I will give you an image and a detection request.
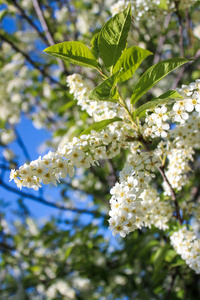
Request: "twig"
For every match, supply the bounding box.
[32,0,66,73]
[191,185,200,203]
[158,166,182,224]
[138,135,183,225]
[106,159,117,187]
[59,179,107,202]
[0,178,104,216]
[32,0,54,46]
[153,13,172,64]
[0,164,12,171]
[171,65,186,89]
[14,129,31,162]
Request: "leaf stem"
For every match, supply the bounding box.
[118,94,137,129]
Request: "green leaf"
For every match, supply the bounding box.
[80,117,122,136]
[91,33,100,59]
[99,4,131,69]
[43,41,99,70]
[89,70,121,101]
[171,259,185,267]
[133,90,183,118]
[158,0,168,9]
[113,46,152,82]
[153,245,169,272]
[58,101,75,114]
[64,247,73,259]
[0,9,8,22]
[131,58,189,104]
[164,249,177,262]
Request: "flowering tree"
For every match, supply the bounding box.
[1,0,200,299]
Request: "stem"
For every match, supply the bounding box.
[139,135,183,225]
[118,95,137,129]
[14,129,31,162]
[153,13,172,64]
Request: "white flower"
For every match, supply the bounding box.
[170,227,200,274]
[185,92,200,112]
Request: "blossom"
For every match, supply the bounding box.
[170,227,200,274]
[10,74,200,278]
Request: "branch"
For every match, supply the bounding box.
[12,0,48,45]
[59,179,107,202]
[32,0,66,73]
[32,0,54,46]
[106,159,117,188]
[0,164,11,171]
[138,135,183,225]
[171,65,186,89]
[153,13,172,64]
[0,33,66,89]
[0,178,104,217]
[0,242,15,252]
[158,166,182,224]
[14,129,31,162]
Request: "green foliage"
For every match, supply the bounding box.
[98,4,132,69]
[113,46,152,82]
[131,58,189,104]
[158,0,168,9]
[80,117,122,136]
[91,33,100,59]
[89,70,121,101]
[133,90,183,118]
[44,41,99,70]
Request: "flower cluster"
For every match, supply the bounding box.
[66,74,122,122]
[10,121,131,190]
[10,77,200,257]
[108,148,163,237]
[163,146,194,195]
[143,105,170,139]
[170,227,200,274]
[137,187,173,230]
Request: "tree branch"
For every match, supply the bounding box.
[32,0,66,73]
[14,129,31,162]
[0,178,104,216]
[158,166,182,224]
[153,13,172,64]
[137,135,183,225]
